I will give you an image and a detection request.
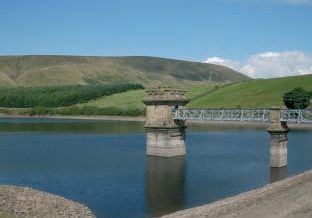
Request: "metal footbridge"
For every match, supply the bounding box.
[173,109,312,123]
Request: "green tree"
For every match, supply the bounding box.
[283,87,311,109]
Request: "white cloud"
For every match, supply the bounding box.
[204,57,242,73]
[204,51,312,78]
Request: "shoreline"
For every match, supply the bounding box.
[0,114,146,122]
[0,114,311,130]
[0,185,95,218]
[163,169,312,218]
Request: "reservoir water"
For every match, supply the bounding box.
[0,118,311,218]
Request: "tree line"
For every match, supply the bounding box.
[0,84,144,108]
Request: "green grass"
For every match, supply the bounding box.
[187,74,312,108]
[80,82,225,111]
[0,55,248,87]
[1,74,311,116]
[0,82,226,116]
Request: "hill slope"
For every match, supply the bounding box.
[81,83,221,111]
[82,74,312,113]
[187,74,312,108]
[0,55,249,87]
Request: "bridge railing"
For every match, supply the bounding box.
[173,109,312,123]
[173,109,270,122]
[280,109,312,123]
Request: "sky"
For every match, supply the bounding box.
[0,0,312,78]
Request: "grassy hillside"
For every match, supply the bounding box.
[82,74,312,112]
[0,84,143,108]
[81,83,224,111]
[187,74,312,108]
[0,56,249,87]
[1,75,311,116]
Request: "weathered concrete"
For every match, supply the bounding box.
[268,108,289,167]
[0,185,95,218]
[146,128,186,157]
[144,87,188,157]
[163,169,312,218]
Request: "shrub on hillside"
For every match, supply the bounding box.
[283,87,311,109]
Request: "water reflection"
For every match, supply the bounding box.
[270,166,287,183]
[146,156,186,217]
[0,118,144,133]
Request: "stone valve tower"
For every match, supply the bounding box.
[143,87,189,157]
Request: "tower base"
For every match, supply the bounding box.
[146,128,186,157]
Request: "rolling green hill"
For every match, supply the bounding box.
[187,74,312,109]
[81,83,222,111]
[80,75,312,113]
[0,55,249,87]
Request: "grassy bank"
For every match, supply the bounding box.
[188,74,312,108]
[81,83,224,112]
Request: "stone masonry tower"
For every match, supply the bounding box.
[144,87,189,157]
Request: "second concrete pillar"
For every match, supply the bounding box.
[268,107,289,168]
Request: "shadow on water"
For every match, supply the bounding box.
[270,166,287,183]
[146,156,186,217]
[0,118,144,134]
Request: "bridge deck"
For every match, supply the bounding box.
[173,109,312,123]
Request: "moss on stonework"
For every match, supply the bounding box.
[0,210,15,218]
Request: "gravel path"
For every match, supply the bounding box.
[0,185,95,218]
[163,169,312,218]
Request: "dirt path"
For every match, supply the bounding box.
[163,170,312,218]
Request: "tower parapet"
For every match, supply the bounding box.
[144,87,188,129]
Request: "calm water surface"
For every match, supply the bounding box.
[0,118,311,218]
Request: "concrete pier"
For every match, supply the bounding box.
[268,107,289,168]
[144,87,188,157]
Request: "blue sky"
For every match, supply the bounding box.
[0,0,312,78]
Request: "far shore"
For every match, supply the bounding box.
[0,114,311,130]
[0,114,146,122]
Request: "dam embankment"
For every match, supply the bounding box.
[163,169,312,218]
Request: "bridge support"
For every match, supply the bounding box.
[268,107,289,168]
[144,87,188,157]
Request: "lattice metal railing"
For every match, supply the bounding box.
[173,109,270,122]
[280,109,312,123]
[173,109,312,124]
